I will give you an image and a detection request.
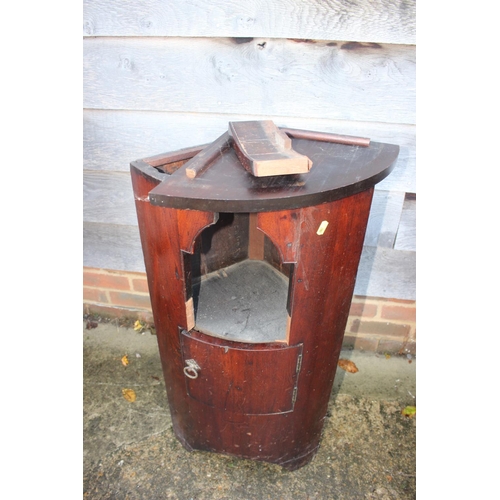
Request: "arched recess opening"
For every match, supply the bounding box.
[183,212,293,344]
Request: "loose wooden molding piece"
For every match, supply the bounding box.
[228,120,313,177]
[184,132,232,179]
[280,127,370,147]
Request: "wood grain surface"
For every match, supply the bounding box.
[84,37,415,124]
[229,121,312,177]
[83,0,416,44]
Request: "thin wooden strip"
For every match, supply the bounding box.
[281,127,370,147]
[248,213,265,260]
[184,132,232,179]
[143,144,208,167]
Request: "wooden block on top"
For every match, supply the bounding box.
[228,120,312,177]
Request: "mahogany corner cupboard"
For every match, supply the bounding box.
[130,121,398,470]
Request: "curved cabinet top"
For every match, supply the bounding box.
[133,137,399,213]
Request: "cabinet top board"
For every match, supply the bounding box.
[132,122,399,213]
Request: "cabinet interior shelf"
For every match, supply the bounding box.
[193,259,289,344]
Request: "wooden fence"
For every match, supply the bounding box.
[83,0,416,300]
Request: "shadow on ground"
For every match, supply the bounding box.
[83,322,416,499]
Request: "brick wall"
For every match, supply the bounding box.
[83,267,416,355]
[83,267,154,323]
[344,296,416,355]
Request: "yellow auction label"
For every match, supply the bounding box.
[316,220,329,235]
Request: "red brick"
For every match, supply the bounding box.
[348,301,377,318]
[349,319,411,338]
[109,291,152,310]
[132,278,149,293]
[83,287,108,303]
[381,305,416,322]
[83,272,130,291]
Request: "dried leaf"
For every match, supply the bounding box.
[122,388,136,402]
[121,355,129,367]
[86,320,98,330]
[338,359,359,373]
[133,319,156,335]
[401,405,416,418]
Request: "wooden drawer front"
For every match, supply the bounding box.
[180,331,302,415]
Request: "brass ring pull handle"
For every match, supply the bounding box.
[183,359,201,379]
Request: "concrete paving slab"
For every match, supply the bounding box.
[83,321,416,499]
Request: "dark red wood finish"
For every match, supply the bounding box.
[130,134,396,470]
[181,331,302,415]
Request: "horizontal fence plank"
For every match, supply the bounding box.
[84,110,415,192]
[394,197,416,251]
[83,222,415,300]
[84,37,415,124]
[83,0,416,45]
[83,222,146,271]
[364,191,405,248]
[83,171,138,226]
[355,246,415,300]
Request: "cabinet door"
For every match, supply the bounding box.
[180,331,303,415]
